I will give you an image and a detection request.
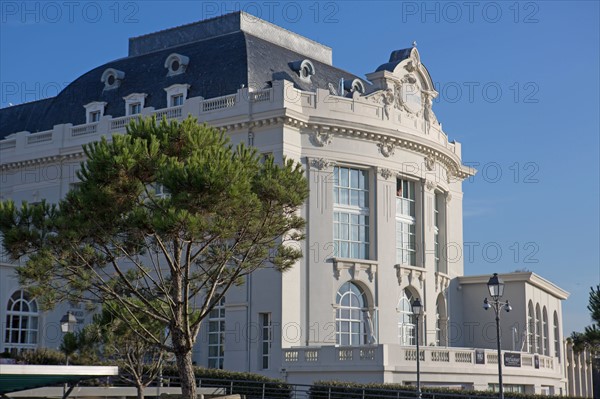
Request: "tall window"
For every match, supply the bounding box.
[396,179,416,265]
[434,192,441,272]
[527,301,535,353]
[333,167,369,259]
[554,311,561,362]
[435,294,446,346]
[336,282,368,346]
[535,304,542,354]
[207,297,225,369]
[4,290,39,352]
[542,307,549,356]
[398,289,417,346]
[260,313,272,369]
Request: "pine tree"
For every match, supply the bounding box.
[0,116,308,398]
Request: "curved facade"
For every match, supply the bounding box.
[0,11,592,397]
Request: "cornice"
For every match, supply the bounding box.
[457,272,570,300]
[1,152,85,172]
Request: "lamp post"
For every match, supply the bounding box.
[60,311,77,365]
[483,273,512,399]
[411,297,423,399]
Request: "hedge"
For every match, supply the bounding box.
[162,365,292,398]
[309,380,580,399]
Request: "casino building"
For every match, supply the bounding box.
[0,12,593,396]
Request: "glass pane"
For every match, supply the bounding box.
[340,168,349,187]
[350,169,359,189]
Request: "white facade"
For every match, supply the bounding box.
[0,12,592,396]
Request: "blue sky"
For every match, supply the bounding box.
[1,1,599,335]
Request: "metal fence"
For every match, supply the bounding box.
[151,376,502,399]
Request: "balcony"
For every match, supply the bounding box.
[282,344,559,377]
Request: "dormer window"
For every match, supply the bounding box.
[101,68,125,90]
[290,59,315,82]
[130,103,141,115]
[171,94,184,106]
[123,93,147,116]
[165,53,189,76]
[83,101,107,124]
[343,79,366,95]
[164,84,189,107]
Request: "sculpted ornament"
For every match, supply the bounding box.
[378,168,393,180]
[424,154,436,171]
[310,130,332,147]
[378,141,395,157]
[425,180,437,191]
[310,158,330,170]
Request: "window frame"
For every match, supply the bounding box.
[335,282,369,346]
[259,313,272,370]
[4,290,39,352]
[207,297,225,369]
[396,178,417,266]
[333,166,370,260]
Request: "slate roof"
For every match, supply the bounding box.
[0,14,365,139]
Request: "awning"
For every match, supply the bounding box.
[0,365,119,395]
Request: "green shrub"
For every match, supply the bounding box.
[309,380,579,399]
[16,348,67,365]
[162,365,292,398]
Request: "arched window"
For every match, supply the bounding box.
[398,289,418,346]
[4,290,39,351]
[336,282,369,346]
[542,307,549,355]
[527,301,534,353]
[435,294,447,346]
[535,304,542,354]
[554,311,561,362]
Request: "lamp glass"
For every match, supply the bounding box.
[411,298,423,316]
[60,312,76,333]
[487,273,504,299]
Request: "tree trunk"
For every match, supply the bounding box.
[175,348,196,398]
[135,383,144,399]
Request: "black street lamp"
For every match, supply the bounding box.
[411,297,423,399]
[60,311,77,365]
[483,273,512,399]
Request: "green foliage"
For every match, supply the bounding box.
[162,365,292,398]
[0,116,308,397]
[16,348,69,365]
[571,285,600,353]
[309,380,580,399]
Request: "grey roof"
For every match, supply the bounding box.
[0,12,365,139]
[375,48,413,72]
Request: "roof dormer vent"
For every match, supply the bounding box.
[101,68,125,90]
[290,59,315,82]
[165,53,189,76]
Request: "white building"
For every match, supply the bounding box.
[0,12,593,397]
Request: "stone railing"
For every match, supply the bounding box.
[201,94,237,112]
[250,88,272,103]
[71,123,98,137]
[154,106,183,120]
[110,115,138,131]
[1,81,459,166]
[282,345,557,374]
[26,130,53,144]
